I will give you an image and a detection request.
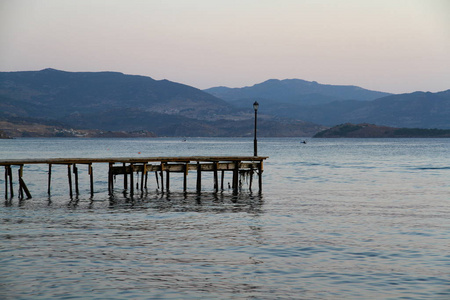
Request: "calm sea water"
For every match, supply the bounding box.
[1,137,449,299]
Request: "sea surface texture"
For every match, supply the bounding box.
[1,138,449,299]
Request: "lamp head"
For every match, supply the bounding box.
[253,101,259,111]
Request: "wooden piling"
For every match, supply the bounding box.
[196,162,201,193]
[160,163,164,191]
[183,163,188,192]
[73,164,79,196]
[213,162,218,192]
[141,163,147,191]
[165,164,170,192]
[48,164,52,195]
[108,163,114,195]
[249,167,254,191]
[258,161,263,192]
[67,164,73,198]
[4,166,8,199]
[123,163,127,190]
[89,163,94,197]
[155,171,159,189]
[232,161,239,194]
[221,170,225,191]
[17,165,31,199]
[130,163,134,196]
[8,166,13,198]
[144,164,148,190]
[19,177,32,199]
[18,168,23,199]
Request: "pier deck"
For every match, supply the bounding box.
[1,156,267,199]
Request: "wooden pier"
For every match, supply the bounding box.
[1,156,267,199]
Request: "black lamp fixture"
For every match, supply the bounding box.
[253,101,259,156]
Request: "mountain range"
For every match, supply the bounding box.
[205,79,450,129]
[0,69,449,137]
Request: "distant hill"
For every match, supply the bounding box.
[2,69,448,137]
[204,79,391,108]
[205,79,450,129]
[0,69,324,137]
[314,123,450,138]
[291,90,450,129]
[0,68,232,120]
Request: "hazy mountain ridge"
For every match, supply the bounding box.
[0,69,324,137]
[291,90,450,128]
[206,79,450,129]
[1,69,449,137]
[0,68,233,119]
[205,78,391,106]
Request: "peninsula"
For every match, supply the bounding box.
[314,123,450,138]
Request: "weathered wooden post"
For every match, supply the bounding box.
[67,164,73,198]
[47,164,52,195]
[18,165,31,199]
[144,164,148,190]
[7,166,13,198]
[130,163,134,196]
[160,163,164,191]
[213,162,218,193]
[73,164,79,196]
[155,171,159,189]
[141,163,147,191]
[89,163,94,197]
[4,166,9,199]
[220,170,225,191]
[258,160,263,192]
[249,166,254,191]
[123,163,127,190]
[18,167,23,199]
[196,162,202,193]
[108,163,114,195]
[232,161,239,194]
[183,163,188,192]
[165,164,170,192]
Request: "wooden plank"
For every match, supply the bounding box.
[0,156,268,166]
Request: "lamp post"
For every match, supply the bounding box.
[253,101,259,156]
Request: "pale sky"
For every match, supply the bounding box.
[1,0,449,93]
